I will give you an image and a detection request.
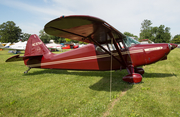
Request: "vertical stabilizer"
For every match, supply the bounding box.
[25,34,50,56]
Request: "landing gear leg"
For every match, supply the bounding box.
[123,65,142,84]
[24,67,31,74]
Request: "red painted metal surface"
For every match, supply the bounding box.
[62,44,79,49]
[22,35,122,71]
[123,73,142,83]
[129,43,170,66]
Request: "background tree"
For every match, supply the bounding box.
[173,34,180,39]
[151,25,171,43]
[39,29,66,43]
[21,33,31,41]
[0,21,22,43]
[39,30,51,43]
[49,35,65,43]
[150,26,158,42]
[64,38,80,43]
[171,34,180,44]
[140,19,152,39]
[140,20,171,43]
[124,32,138,39]
[124,32,138,40]
[65,38,72,43]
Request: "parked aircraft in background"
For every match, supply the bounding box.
[140,39,154,44]
[45,40,62,52]
[62,43,79,49]
[4,42,11,48]
[79,44,86,48]
[0,42,11,48]
[9,41,27,54]
[5,15,177,83]
[0,41,27,54]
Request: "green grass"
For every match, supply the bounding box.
[0,49,180,117]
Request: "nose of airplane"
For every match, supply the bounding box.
[169,43,178,50]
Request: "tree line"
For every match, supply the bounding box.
[124,19,180,43]
[0,20,180,44]
[140,19,171,43]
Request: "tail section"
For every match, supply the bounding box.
[6,34,50,63]
[25,34,51,56]
[6,34,51,71]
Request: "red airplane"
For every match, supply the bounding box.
[5,15,177,83]
[62,44,79,49]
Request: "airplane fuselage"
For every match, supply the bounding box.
[24,43,171,71]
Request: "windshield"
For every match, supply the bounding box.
[123,36,140,47]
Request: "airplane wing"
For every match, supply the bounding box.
[0,44,25,51]
[44,15,126,44]
[4,48,25,51]
[44,15,132,67]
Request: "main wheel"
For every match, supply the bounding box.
[123,73,142,83]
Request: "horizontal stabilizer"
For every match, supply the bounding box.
[6,54,43,62]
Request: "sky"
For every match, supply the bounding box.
[0,0,180,38]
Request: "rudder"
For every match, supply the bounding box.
[25,34,50,56]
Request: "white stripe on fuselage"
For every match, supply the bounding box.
[144,47,163,51]
[27,54,112,68]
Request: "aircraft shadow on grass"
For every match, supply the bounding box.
[23,69,176,92]
[24,69,133,92]
[143,72,177,78]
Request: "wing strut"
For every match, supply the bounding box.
[88,36,122,64]
[109,32,127,67]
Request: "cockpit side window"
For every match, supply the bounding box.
[119,42,125,49]
[95,43,116,53]
[95,44,107,53]
[95,36,140,53]
[107,43,115,51]
[95,40,125,53]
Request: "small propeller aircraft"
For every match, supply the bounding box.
[62,43,79,49]
[45,40,62,52]
[0,41,27,54]
[5,15,177,83]
[0,42,11,48]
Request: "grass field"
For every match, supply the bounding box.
[0,49,180,117]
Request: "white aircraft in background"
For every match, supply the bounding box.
[4,42,11,48]
[45,40,62,51]
[0,42,11,48]
[0,41,27,54]
[9,41,27,53]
